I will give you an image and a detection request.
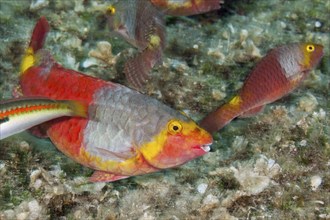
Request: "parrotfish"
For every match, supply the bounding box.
[19,17,212,182]
[150,0,222,16]
[0,98,87,140]
[200,43,324,133]
[106,0,222,89]
[107,0,166,89]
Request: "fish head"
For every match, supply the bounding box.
[300,43,324,69]
[106,5,120,30]
[106,2,136,45]
[106,4,128,38]
[139,117,213,169]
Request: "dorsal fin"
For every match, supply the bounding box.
[20,16,50,74]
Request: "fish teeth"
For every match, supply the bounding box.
[201,144,211,152]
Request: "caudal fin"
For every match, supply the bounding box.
[20,16,50,74]
[65,100,89,118]
[199,95,243,133]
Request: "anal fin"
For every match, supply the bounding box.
[239,105,265,118]
[89,170,129,183]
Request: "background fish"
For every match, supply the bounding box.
[200,43,324,133]
[107,0,165,89]
[18,17,212,182]
[150,0,222,16]
[107,0,222,89]
[0,98,87,140]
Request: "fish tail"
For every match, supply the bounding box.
[20,16,50,74]
[64,100,89,118]
[199,95,242,133]
[124,48,162,89]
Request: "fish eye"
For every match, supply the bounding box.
[306,44,315,53]
[106,5,116,15]
[168,120,183,134]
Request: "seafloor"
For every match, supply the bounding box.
[0,0,329,219]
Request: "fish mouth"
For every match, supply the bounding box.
[194,143,212,152]
[201,144,212,152]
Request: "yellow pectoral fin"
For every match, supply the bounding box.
[229,95,242,107]
[20,47,35,74]
[225,95,243,115]
[148,35,161,49]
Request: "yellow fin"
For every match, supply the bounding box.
[229,95,242,107]
[20,47,35,74]
[148,35,161,49]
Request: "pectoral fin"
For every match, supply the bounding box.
[239,105,265,118]
[124,47,162,89]
[89,171,129,182]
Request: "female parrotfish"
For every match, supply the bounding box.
[19,17,212,182]
[200,43,324,133]
[107,0,165,89]
[106,0,222,89]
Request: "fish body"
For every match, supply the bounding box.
[107,0,165,89]
[107,0,165,50]
[19,17,212,182]
[107,0,222,89]
[0,98,87,140]
[150,0,222,16]
[200,43,324,133]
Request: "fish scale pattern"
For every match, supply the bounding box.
[83,85,189,162]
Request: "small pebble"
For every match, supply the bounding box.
[240,29,248,42]
[20,141,31,151]
[311,175,322,191]
[197,183,208,194]
[202,194,219,205]
[212,89,226,100]
[280,21,287,29]
[53,185,65,195]
[28,200,42,220]
[314,21,322,28]
[299,140,307,147]
[30,0,49,11]
[29,169,42,188]
[81,58,98,68]
[33,179,43,190]
[0,162,6,176]
[298,93,318,112]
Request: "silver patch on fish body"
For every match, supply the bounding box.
[277,44,304,79]
[83,85,188,162]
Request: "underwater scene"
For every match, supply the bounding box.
[0,0,329,219]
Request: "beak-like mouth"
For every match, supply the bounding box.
[200,143,212,152]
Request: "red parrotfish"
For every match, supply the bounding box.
[200,43,324,133]
[19,17,212,182]
[107,0,166,89]
[150,0,222,16]
[0,98,87,140]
